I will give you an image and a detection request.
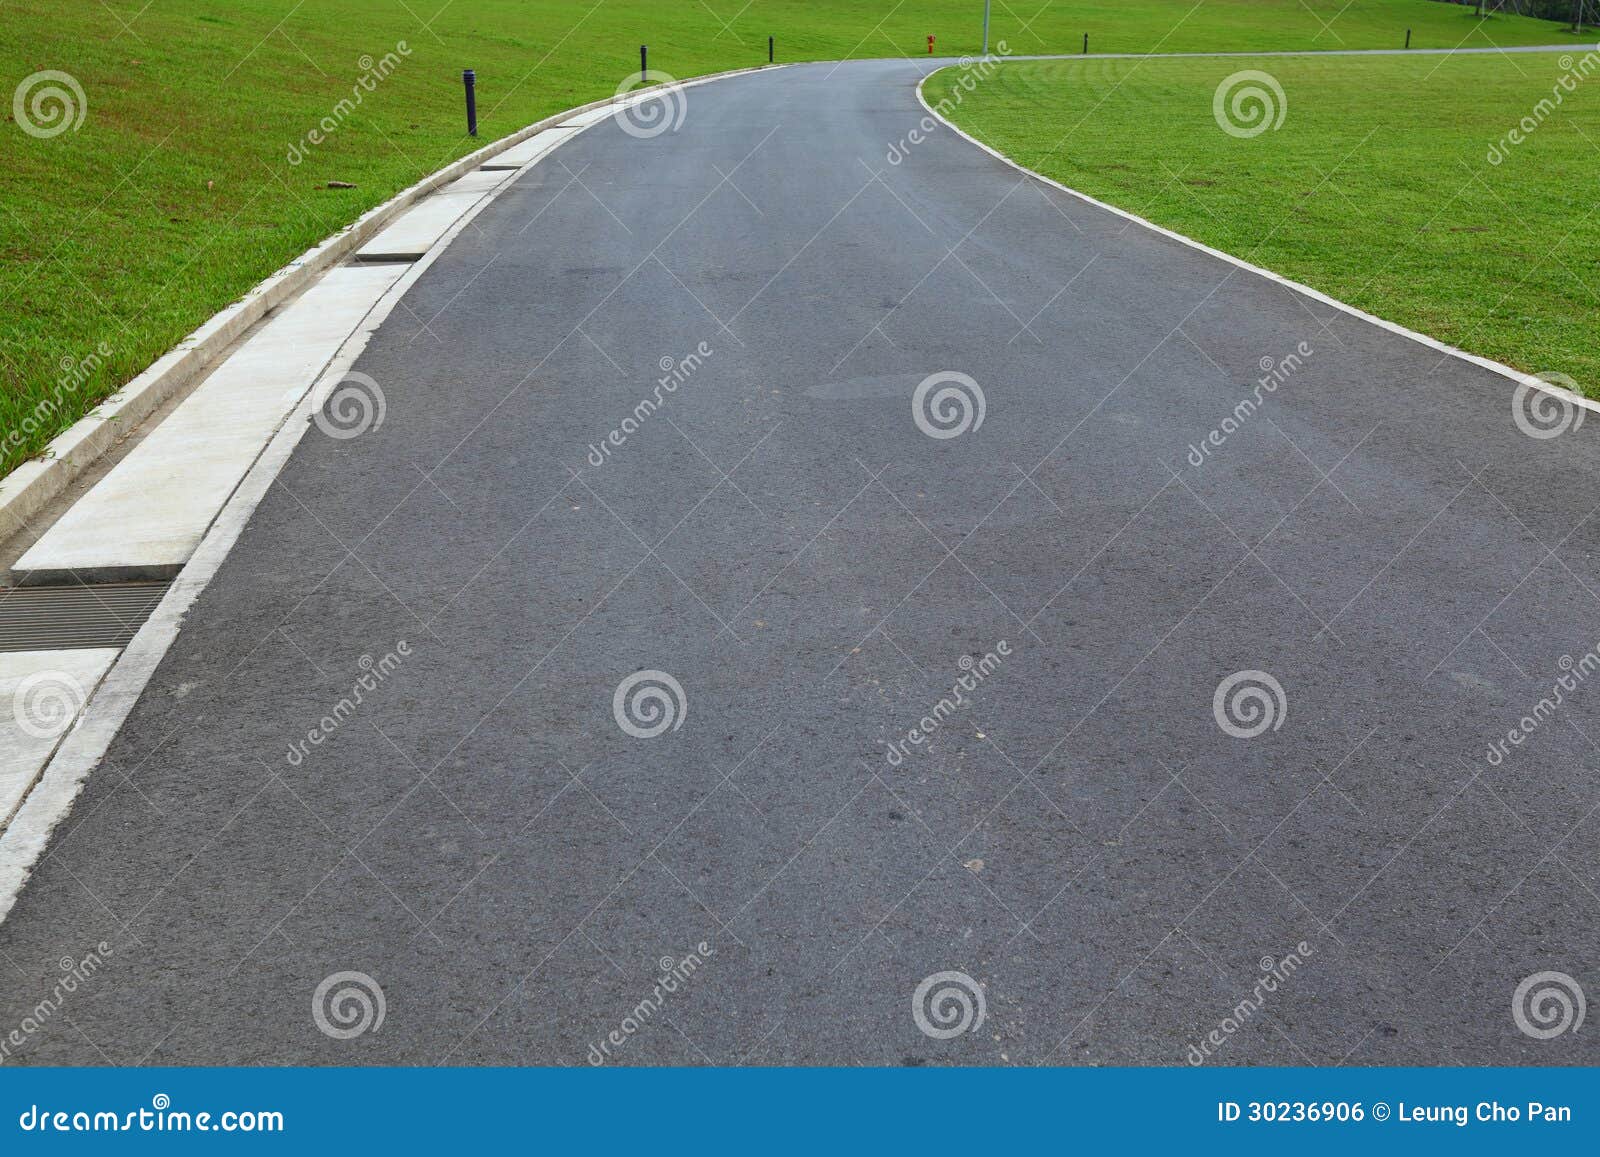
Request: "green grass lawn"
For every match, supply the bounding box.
[1,1,1591,475]
[926,49,1600,394]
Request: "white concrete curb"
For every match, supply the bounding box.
[0,63,781,545]
[915,66,1600,421]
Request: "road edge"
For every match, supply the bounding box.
[0,63,785,928]
[914,67,1599,420]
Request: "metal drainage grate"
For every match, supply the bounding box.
[0,581,171,653]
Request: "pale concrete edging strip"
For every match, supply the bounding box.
[12,265,408,583]
[0,64,778,544]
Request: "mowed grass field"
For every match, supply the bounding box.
[926,50,1600,393]
[0,1,1590,475]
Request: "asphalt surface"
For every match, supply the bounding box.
[3,58,1598,1066]
[1005,43,1582,59]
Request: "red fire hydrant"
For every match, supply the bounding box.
[927,35,935,54]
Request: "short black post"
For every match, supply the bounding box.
[1082,33,1088,54]
[1404,28,1411,48]
[768,35,774,63]
[462,68,477,137]
[640,44,647,82]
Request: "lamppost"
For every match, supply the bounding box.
[983,0,991,55]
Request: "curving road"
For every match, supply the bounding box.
[2,59,1597,1066]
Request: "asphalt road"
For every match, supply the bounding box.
[2,58,1597,1066]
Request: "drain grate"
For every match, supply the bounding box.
[0,581,171,653]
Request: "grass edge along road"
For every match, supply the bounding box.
[1,0,1593,477]
[924,49,1600,398]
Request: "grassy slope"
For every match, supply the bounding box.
[926,50,1600,393]
[0,1,1589,474]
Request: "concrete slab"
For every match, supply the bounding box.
[440,168,513,197]
[0,648,118,831]
[12,265,404,584]
[358,131,583,256]
[487,126,582,168]
[354,190,487,262]
[557,104,621,128]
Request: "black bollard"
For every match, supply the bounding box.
[462,68,477,137]
[1082,33,1088,54]
[640,45,647,83]
[769,35,774,64]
